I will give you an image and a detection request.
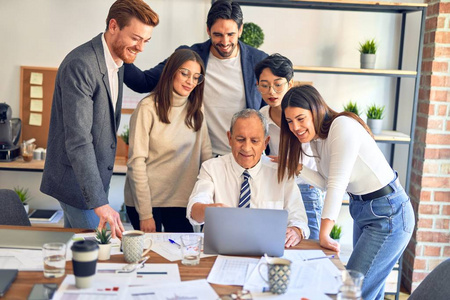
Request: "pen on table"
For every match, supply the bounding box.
[168,239,181,248]
[304,255,335,261]
[137,271,168,275]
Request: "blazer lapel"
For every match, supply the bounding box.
[92,34,118,132]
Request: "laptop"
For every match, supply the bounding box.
[203,207,288,257]
[0,229,74,250]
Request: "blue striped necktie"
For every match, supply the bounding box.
[239,170,251,208]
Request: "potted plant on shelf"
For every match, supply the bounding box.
[239,22,264,49]
[343,101,361,116]
[330,224,342,242]
[366,104,385,135]
[14,186,31,214]
[359,38,377,69]
[96,227,112,260]
[119,125,129,160]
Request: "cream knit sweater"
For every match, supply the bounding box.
[124,92,212,220]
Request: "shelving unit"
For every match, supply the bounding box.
[226,0,427,298]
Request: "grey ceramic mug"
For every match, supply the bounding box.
[259,257,291,294]
[121,230,152,263]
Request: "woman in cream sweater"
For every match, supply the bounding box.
[124,49,212,232]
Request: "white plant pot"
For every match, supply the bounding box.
[23,204,29,214]
[360,53,376,69]
[98,243,112,261]
[367,118,383,135]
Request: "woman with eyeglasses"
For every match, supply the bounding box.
[277,85,414,299]
[124,49,212,233]
[255,54,323,240]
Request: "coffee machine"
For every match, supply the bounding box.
[0,103,21,161]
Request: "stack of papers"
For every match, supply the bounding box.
[207,250,342,299]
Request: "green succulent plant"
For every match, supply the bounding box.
[366,104,385,120]
[359,39,377,54]
[14,186,31,204]
[119,125,129,145]
[343,101,361,116]
[95,228,112,244]
[330,224,342,240]
[239,22,264,49]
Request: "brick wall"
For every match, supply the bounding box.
[403,0,450,293]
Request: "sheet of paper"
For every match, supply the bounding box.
[251,289,331,300]
[207,255,259,286]
[53,274,131,300]
[145,232,214,261]
[30,72,43,85]
[30,86,43,98]
[30,99,43,112]
[127,279,218,300]
[0,249,43,271]
[97,263,180,284]
[29,113,42,126]
[244,250,341,295]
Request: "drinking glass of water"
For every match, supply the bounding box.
[43,242,66,278]
[180,235,202,266]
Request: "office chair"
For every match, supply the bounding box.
[408,258,450,300]
[0,189,31,226]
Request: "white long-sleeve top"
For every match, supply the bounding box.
[124,92,212,220]
[299,116,395,221]
[186,154,310,238]
[260,105,318,185]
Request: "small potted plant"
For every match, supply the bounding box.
[14,186,31,214]
[119,125,130,160]
[239,22,264,49]
[96,227,112,260]
[330,224,342,242]
[343,101,361,116]
[366,104,385,135]
[359,38,377,69]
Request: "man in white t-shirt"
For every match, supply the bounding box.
[124,0,268,156]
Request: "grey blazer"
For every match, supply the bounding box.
[41,33,123,210]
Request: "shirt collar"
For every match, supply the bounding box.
[102,33,123,71]
[229,153,263,179]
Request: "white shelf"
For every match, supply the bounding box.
[374,130,411,143]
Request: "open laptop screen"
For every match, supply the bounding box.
[203,207,288,257]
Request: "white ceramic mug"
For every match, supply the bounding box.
[121,230,152,263]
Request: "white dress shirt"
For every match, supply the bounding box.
[102,34,123,112]
[187,154,310,238]
[299,116,395,221]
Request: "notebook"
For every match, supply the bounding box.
[28,209,59,222]
[0,229,74,250]
[203,207,288,257]
[0,269,18,297]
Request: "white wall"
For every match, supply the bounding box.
[0,0,424,210]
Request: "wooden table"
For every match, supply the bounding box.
[2,225,344,299]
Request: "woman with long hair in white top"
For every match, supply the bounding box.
[277,85,414,300]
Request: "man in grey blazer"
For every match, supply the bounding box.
[41,0,159,238]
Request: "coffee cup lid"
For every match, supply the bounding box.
[71,240,99,252]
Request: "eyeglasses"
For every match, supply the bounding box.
[178,68,205,85]
[257,80,288,94]
[219,290,252,300]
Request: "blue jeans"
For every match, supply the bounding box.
[298,184,323,240]
[59,202,99,229]
[347,175,414,300]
